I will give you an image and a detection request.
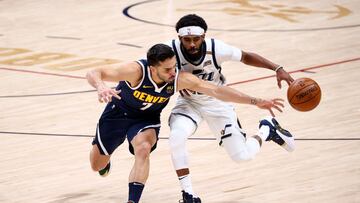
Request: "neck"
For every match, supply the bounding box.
[149,67,165,85]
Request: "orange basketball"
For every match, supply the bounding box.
[287,78,321,112]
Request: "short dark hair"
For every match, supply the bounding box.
[147,44,175,66]
[175,14,208,32]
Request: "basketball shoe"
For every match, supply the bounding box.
[179,191,201,203]
[259,116,295,152]
[98,161,111,177]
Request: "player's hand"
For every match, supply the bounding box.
[97,85,121,103]
[276,68,294,89]
[179,89,192,98]
[255,98,284,117]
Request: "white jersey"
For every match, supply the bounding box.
[167,38,242,100]
[167,38,244,126]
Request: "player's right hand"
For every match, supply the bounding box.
[255,98,284,117]
[97,85,121,103]
[179,89,192,98]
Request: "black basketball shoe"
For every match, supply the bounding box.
[179,191,201,203]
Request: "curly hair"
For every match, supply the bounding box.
[175,14,208,32]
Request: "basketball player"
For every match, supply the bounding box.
[87,44,287,203]
[166,14,295,202]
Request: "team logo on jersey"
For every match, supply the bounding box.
[142,85,153,89]
[181,62,188,66]
[133,90,169,103]
[203,60,212,67]
[166,86,174,94]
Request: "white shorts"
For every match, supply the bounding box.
[170,95,246,144]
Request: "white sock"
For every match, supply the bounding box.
[258,125,270,142]
[179,175,194,195]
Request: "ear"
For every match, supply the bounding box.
[149,65,157,74]
[201,34,205,40]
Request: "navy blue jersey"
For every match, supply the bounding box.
[112,59,178,117]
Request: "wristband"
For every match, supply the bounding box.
[274,66,283,72]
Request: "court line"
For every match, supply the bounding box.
[227,57,360,86]
[0,57,359,98]
[122,0,360,32]
[0,131,359,141]
[46,36,82,40]
[117,42,143,48]
[0,67,85,79]
[0,90,96,98]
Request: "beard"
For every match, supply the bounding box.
[158,73,175,84]
[187,46,200,54]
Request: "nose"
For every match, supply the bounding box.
[169,69,176,77]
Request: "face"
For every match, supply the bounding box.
[151,56,177,83]
[179,34,205,55]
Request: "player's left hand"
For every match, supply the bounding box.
[256,98,284,117]
[276,68,294,89]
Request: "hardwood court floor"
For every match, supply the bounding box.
[0,0,359,202]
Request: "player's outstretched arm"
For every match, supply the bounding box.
[177,72,284,116]
[86,62,142,103]
[241,51,294,88]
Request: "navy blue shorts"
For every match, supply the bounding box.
[92,104,161,155]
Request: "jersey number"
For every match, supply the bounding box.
[140,102,153,110]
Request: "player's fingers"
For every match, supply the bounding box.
[286,79,292,86]
[274,98,284,102]
[289,75,295,82]
[183,89,191,97]
[111,90,121,100]
[277,78,282,89]
[273,105,283,113]
[269,109,275,117]
[274,100,284,108]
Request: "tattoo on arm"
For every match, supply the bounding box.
[250,97,257,105]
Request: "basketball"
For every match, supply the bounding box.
[287,78,321,111]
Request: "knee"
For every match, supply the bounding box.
[90,162,102,172]
[169,129,189,150]
[230,151,254,163]
[89,147,109,172]
[134,142,152,159]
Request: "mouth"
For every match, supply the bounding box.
[168,76,175,81]
[188,48,199,54]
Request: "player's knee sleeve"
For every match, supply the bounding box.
[222,130,260,162]
[168,115,196,169]
[169,115,196,150]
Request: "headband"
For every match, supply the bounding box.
[178,26,205,36]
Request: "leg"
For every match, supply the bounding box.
[203,101,262,162]
[128,128,157,203]
[90,144,111,172]
[90,120,126,177]
[169,114,197,194]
